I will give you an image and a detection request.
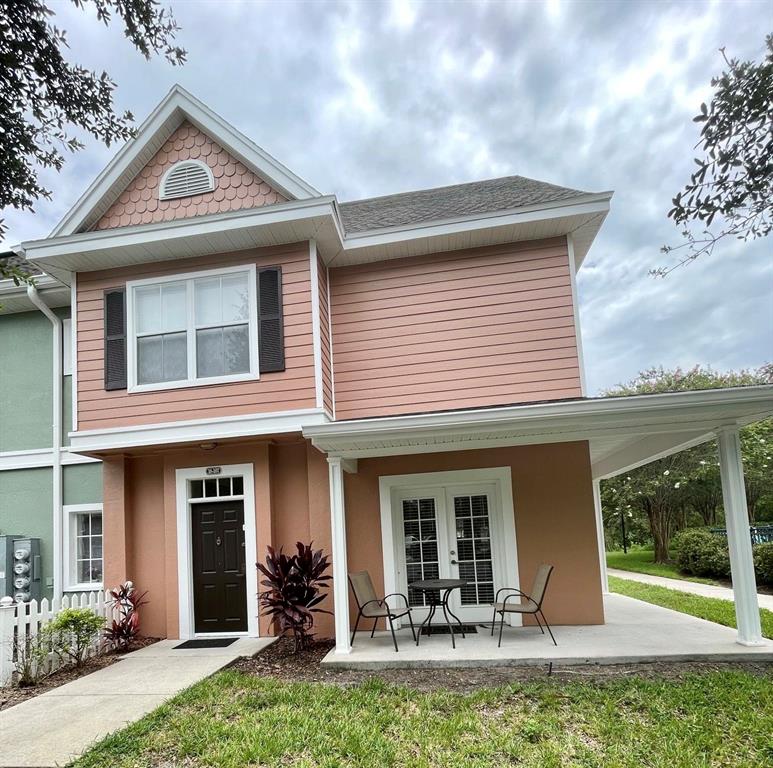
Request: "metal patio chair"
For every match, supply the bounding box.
[349,570,416,652]
[491,563,557,647]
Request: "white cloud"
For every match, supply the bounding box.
[2,0,770,393]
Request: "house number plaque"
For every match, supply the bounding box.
[206,467,222,475]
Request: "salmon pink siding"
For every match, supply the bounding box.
[318,255,334,416]
[91,121,287,232]
[75,243,316,430]
[329,237,582,420]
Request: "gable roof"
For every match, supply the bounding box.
[50,85,320,237]
[339,175,591,234]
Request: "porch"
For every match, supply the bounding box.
[323,593,773,668]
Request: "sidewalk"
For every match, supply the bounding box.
[0,637,272,768]
[608,568,773,611]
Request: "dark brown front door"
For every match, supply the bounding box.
[192,501,248,633]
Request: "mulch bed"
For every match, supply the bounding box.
[0,636,160,712]
[230,637,773,693]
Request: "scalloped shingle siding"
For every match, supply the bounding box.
[93,121,287,230]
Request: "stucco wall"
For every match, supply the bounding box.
[0,308,72,451]
[103,437,601,639]
[342,441,604,626]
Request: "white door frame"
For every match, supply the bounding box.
[175,462,258,639]
[378,466,520,627]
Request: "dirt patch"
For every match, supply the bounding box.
[0,636,161,712]
[230,637,773,693]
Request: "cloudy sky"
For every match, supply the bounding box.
[3,0,771,394]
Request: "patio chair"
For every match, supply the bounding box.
[491,564,557,647]
[349,570,416,652]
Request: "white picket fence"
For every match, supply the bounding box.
[0,591,120,687]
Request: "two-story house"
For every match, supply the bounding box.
[8,86,770,653]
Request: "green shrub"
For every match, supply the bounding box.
[48,607,104,667]
[753,542,773,586]
[672,529,730,579]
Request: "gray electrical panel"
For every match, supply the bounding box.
[0,535,42,602]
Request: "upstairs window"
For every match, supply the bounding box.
[159,160,215,200]
[126,265,258,392]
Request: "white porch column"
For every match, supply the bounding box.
[716,426,763,646]
[593,479,609,594]
[327,457,351,654]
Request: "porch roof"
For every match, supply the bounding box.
[303,385,773,479]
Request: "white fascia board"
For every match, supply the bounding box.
[51,85,320,238]
[336,193,612,255]
[0,448,100,471]
[68,407,331,454]
[304,386,773,450]
[22,197,337,264]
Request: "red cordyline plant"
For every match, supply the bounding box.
[103,581,148,652]
[257,542,331,652]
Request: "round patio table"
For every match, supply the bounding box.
[409,578,467,648]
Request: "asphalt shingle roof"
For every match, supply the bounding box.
[338,174,590,234]
[0,253,41,276]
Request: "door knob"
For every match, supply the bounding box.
[451,559,458,565]
[216,537,222,546]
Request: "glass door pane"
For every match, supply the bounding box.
[401,497,440,607]
[452,494,495,606]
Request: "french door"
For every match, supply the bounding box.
[394,483,504,622]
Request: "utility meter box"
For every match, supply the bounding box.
[0,535,42,602]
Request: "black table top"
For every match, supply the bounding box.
[410,579,467,591]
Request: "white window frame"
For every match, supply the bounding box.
[63,503,104,592]
[126,264,259,393]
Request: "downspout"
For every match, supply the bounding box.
[27,284,63,601]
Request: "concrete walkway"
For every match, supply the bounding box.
[608,568,773,611]
[0,637,272,768]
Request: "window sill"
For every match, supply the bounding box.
[128,371,259,394]
[64,583,104,594]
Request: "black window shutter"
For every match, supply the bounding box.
[258,267,285,373]
[104,287,127,390]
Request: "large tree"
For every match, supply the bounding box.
[602,365,773,561]
[655,35,772,277]
[0,0,185,279]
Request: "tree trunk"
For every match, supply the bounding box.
[643,498,673,563]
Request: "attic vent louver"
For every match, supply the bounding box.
[159,160,215,200]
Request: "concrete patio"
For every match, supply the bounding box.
[323,594,773,669]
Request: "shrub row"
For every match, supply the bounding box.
[672,528,773,586]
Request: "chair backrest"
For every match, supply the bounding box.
[348,570,378,609]
[529,564,554,607]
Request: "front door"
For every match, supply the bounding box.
[191,501,248,633]
[396,483,504,623]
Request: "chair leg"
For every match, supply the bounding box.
[350,610,362,647]
[387,614,399,652]
[370,619,378,638]
[497,610,506,648]
[490,605,497,636]
[539,609,557,646]
[407,611,417,643]
[533,612,545,634]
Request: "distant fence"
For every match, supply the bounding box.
[711,525,773,545]
[0,591,118,687]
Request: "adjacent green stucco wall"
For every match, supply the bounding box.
[0,463,102,597]
[0,308,72,451]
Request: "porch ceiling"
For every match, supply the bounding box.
[303,385,773,479]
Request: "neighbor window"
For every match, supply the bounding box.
[127,265,258,391]
[65,505,103,590]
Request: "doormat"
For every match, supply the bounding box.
[420,624,478,636]
[174,638,238,649]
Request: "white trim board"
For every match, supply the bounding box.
[68,407,330,453]
[309,240,324,409]
[378,467,520,628]
[566,234,586,397]
[0,448,101,472]
[175,463,259,640]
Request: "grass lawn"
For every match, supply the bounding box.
[606,548,718,585]
[609,575,773,639]
[70,668,773,768]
